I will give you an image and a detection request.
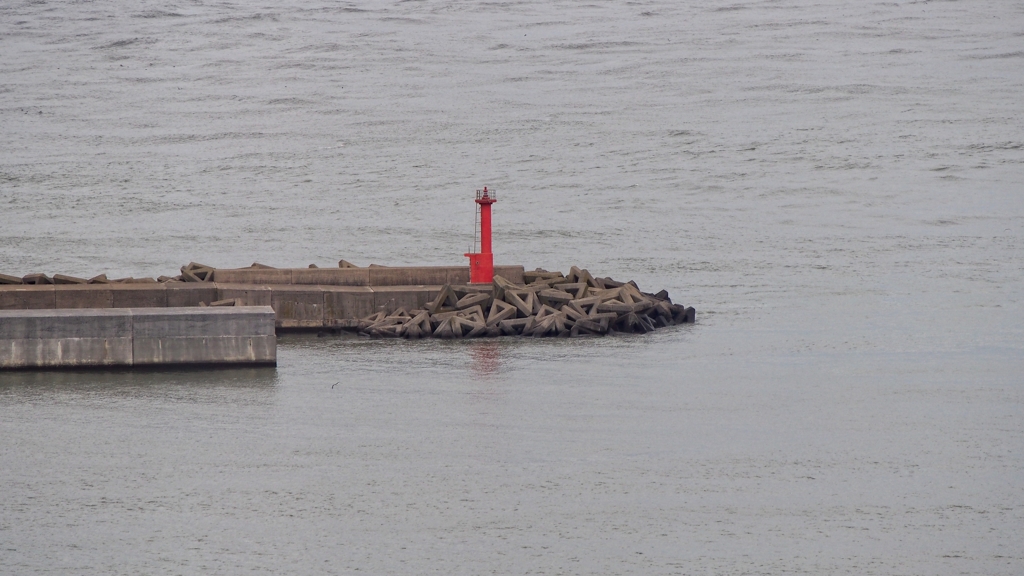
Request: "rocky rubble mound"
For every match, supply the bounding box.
[357,267,695,339]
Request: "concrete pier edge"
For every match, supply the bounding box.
[0,264,695,366]
[1,265,528,332]
[0,306,277,370]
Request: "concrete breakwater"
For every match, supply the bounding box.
[357,267,695,339]
[0,307,276,369]
[0,264,527,330]
[0,262,693,368]
[0,263,693,336]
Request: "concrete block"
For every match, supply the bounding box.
[53,274,88,285]
[131,335,275,365]
[0,336,134,368]
[0,309,133,368]
[22,273,53,285]
[524,270,564,284]
[427,285,458,314]
[638,314,657,333]
[166,284,218,307]
[486,300,517,326]
[0,308,131,339]
[552,282,587,299]
[212,268,293,285]
[499,317,533,336]
[578,269,600,289]
[404,322,423,339]
[291,268,369,286]
[130,307,276,366]
[452,284,492,296]
[209,299,240,306]
[372,286,440,315]
[460,316,488,338]
[0,286,56,310]
[561,303,586,322]
[369,267,450,286]
[589,312,619,325]
[215,284,272,307]
[574,318,606,334]
[55,285,113,309]
[684,306,696,323]
[538,289,574,308]
[491,275,517,302]
[504,289,535,318]
[598,301,635,314]
[402,311,430,339]
[130,307,275,338]
[110,284,167,308]
[456,292,491,310]
[0,307,276,369]
[433,317,457,339]
[457,305,486,324]
[323,287,375,325]
[446,267,472,285]
[493,265,525,284]
[534,304,561,321]
[0,273,22,285]
[271,286,325,328]
[180,263,214,282]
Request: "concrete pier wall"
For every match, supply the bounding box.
[221,284,446,329]
[211,265,524,286]
[0,266,525,331]
[0,283,442,330]
[0,308,133,368]
[0,307,276,369]
[0,284,220,310]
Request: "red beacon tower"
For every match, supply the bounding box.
[465,186,497,284]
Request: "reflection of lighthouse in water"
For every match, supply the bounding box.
[465,186,497,284]
[469,341,501,378]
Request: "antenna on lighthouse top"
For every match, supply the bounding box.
[475,186,496,203]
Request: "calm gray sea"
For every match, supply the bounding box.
[2,0,1022,574]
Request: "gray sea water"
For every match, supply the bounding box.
[2,0,1023,574]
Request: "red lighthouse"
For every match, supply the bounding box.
[465,186,496,284]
